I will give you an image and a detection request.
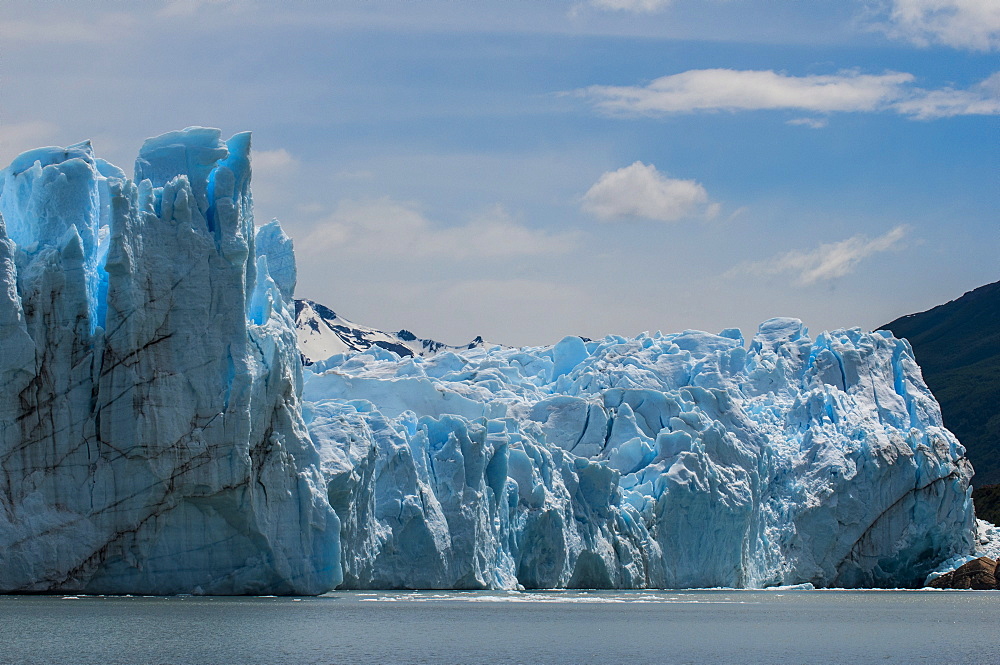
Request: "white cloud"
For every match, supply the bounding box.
[787,117,829,129]
[576,68,1000,121]
[724,206,749,223]
[578,69,915,115]
[734,226,909,285]
[158,0,232,18]
[880,0,1000,50]
[302,198,579,260]
[590,0,673,12]
[582,162,715,223]
[895,72,1000,118]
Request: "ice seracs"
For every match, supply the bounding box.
[0,129,340,595]
[0,127,979,594]
[303,318,975,589]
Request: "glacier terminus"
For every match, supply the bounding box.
[0,128,981,593]
[0,129,339,594]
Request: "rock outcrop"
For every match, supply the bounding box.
[928,557,998,589]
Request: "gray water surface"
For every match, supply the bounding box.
[0,590,996,665]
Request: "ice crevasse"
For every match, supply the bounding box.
[0,127,978,593]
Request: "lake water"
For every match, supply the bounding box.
[0,589,997,664]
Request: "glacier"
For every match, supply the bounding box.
[0,127,979,593]
[0,129,339,594]
[303,324,976,589]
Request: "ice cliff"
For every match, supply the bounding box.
[0,129,339,594]
[303,324,975,589]
[0,128,977,593]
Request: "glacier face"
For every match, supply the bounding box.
[0,127,978,594]
[0,130,340,594]
[303,322,976,589]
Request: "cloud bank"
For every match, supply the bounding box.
[302,198,579,260]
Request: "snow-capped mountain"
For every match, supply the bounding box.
[295,298,486,364]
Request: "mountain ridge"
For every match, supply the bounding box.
[295,298,487,365]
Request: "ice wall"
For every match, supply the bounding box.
[0,127,976,594]
[0,129,340,594]
[303,322,975,589]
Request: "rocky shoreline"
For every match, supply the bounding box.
[928,557,1000,590]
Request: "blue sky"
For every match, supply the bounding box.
[1,0,997,346]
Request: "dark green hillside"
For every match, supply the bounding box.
[972,485,1000,525]
[880,280,1000,486]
